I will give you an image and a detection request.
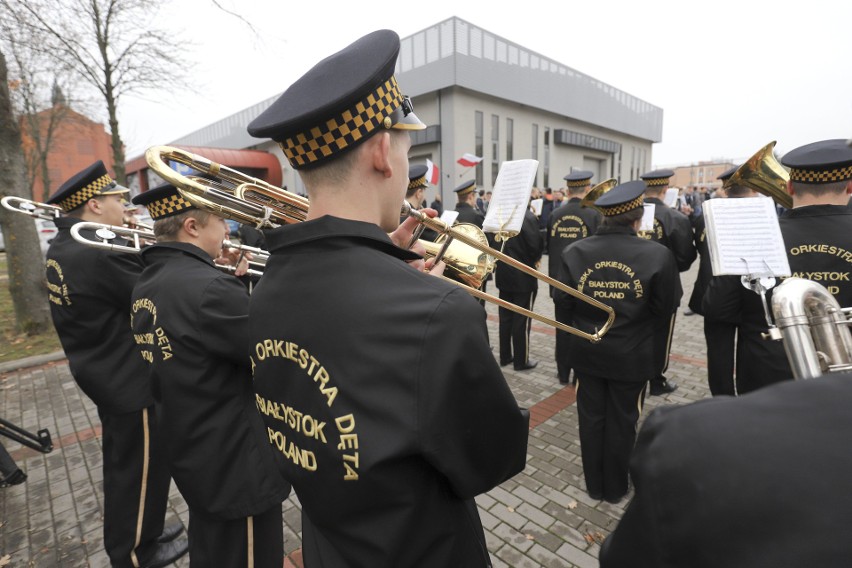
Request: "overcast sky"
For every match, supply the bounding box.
[119,0,851,168]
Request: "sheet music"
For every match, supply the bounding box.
[663,187,679,208]
[483,160,539,235]
[640,204,655,232]
[440,210,459,225]
[529,198,543,217]
[704,197,791,277]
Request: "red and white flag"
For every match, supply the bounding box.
[457,153,483,168]
[425,159,440,185]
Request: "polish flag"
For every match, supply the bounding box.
[457,153,483,167]
[425,159,440,185]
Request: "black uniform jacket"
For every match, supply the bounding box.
[546,198,600,290]
[640,197,697,272]
[780,204,852,308]
[131,242,289,520]
[454,201,485,227]
[495,210,544,294]
[250,216,529,568]
[600,374,852,568]
[556,226,682,381]
[686,213,711,314]
[46,217,152,413]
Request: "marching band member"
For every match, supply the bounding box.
[547,171,600,384]
[779,139,852,307]
[555,180,681,503]
[245,30,529,567]
[453,179,485,226]
[639,169,696,396]
[130,184,290,567]
[44,162,186,568]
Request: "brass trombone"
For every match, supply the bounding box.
[581,178,618,211]
[146,145,616,343]
[2,196,64,221]
[1,195,154,231]
[69,222,266,278]
[723,141,792,209]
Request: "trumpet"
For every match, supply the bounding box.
[581,178,618,210]
[146,145,616,343]
[69,222,266,278]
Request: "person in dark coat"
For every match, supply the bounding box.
[130,184,291,567]
[779,139,852,308]
[639,168,697,396]
[44,162,187,568]
[402,164,437,241]
[453,179,485,227]
[546,170,601,384]
[599,373,852,568]
[688,165,739,396]
[556,180,681,503]
[495,208,544,371]
[245,30,529,568]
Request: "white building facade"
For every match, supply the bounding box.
[166,17,663,202]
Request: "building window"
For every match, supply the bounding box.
[475,110,483,187]
[544,126,550,188]
[531,123,539,186]
[506,118,513,161]
[491,114,499,186]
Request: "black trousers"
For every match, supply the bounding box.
[653,312,677,383]
[576,374,646,501]
[100,406,171,568]
[554,301,572,382]
[188,505,283,568]
[498,289,536,366]
[705,319,736,396]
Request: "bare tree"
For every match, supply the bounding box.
[1,0,189,184]
[0,49,51,334]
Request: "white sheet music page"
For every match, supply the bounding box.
[640,204,655,232]
[703,197,791,277]
[483,160,539,236]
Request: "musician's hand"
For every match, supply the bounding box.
[389,208,439,249]
[216,246,253,277]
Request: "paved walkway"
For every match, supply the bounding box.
[1,261,709,567]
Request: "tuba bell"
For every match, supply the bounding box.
[581,178,618,211]
[724,141,792,209]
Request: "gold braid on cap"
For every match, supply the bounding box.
[567,178,591,188]
[643,177,670,187]
[144,193,195,220]
[278,76,404,169]
[600,194,645,217]
[789,165,852,183]
[58,174,116,211]
[408,175,427,191]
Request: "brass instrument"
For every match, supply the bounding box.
[146,145,616,343]
[69,222,265,278]
[581,178,618,210]
[2,196,63,221]
[2,195,153,231]
[763,278,852,379]
[724,141,792,209]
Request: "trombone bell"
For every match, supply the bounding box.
[418,223,496,288]
[724,141,792,209]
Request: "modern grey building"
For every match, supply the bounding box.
[145,17,662,202]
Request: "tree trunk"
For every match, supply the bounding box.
[0,49,52,334]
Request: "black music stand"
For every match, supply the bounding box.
[0,417,53,454]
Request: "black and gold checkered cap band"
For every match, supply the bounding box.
[599,195,645,217]
[144,193,196,220]
[57,174,123,211]
[644,177,670,187]
[789,165,852,183]
[278,76,404,169]
[567,179,591,188]
[408,175,427,190]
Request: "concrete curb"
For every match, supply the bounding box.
[0,350,66,375]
